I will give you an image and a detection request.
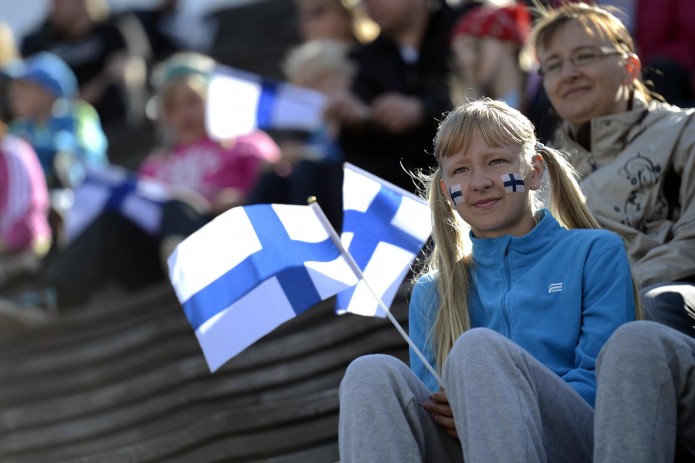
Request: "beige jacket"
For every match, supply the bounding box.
[553,98,695,287]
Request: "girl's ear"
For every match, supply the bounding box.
[528,153,544,191]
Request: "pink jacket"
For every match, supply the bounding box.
[0,135,51,254]
[138,132,280,204]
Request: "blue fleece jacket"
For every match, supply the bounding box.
[409,209,635,406]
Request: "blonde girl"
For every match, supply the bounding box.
[339,98,639,462]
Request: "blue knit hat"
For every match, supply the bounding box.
[3,52,78,100]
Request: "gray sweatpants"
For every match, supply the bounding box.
[339,328,594,462]
[594,321,695,463]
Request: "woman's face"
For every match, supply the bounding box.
[439,130,542,239]
[163,80,207,145]
[537,19,633,132]
[451,36,510,91]
[298,1,354,43]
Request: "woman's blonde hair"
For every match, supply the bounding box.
[417,98,642,373]
[530,2,654,102]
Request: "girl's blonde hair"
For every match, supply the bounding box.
[417,98,642,373]
[282,39,356,84]
[530,2,654,102]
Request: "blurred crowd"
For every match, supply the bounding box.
[1,0,694,320]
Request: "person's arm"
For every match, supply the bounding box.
[80,20,148,114]
[74,101,109,167]
[563,234,637,406]
[369,93,426,135]
[631,120,695,286]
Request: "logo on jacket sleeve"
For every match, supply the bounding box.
[548,282,564,293]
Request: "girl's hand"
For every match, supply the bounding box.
[423,388,459,440]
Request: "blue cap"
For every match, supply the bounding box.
[3,52,78,100]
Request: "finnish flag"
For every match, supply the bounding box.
[168,204,359,372]
[337,163,432,317]
[63,166,172,240]
[206,64,327,140]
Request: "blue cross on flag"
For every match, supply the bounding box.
[501,172,525,193]
[168,203,359,372]
[337,163,432,317]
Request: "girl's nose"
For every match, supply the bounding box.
[469,170,493,191]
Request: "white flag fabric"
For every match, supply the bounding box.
[63,166,172,240]
[206,64,327,140]
[337,163,432,317]
[168,203,359,372]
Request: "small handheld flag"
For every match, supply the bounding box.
[64,166,172,240]
[206,65,327,140]
[168,203,359,372]
[337,163,432,317]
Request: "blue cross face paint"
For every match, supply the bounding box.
[448,183,464,206]
[501,172,525,193]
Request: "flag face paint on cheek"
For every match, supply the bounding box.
[448,183,464,206]
[501,172,525,193]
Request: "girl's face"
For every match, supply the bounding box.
[439,130,543,239]
[295,67,352,96]
[9,80,54,120]
[162,79,207,145]
[537,20,633,132]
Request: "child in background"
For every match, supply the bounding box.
[140,52,280,219]
[5,52,108,189]
[13,52,280,310]
[0,120,51,289]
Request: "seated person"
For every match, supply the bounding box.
[21,0,151,127]
[14,52,280,310]
[531,2,695,338]
[4,51,108,190]
[249,39,357,229]
[0,119,51,289]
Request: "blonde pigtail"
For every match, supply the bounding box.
[539,144,643,320]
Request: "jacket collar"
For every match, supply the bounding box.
[470,209,561,267]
